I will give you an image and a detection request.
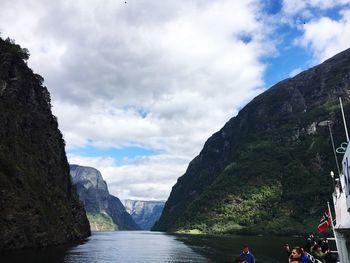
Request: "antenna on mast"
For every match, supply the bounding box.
[339,97,349,142]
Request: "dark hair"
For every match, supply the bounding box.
[313,244,320,251]
[292,247,303,255]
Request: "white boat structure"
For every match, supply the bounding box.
[332,148,350,262]
[327,98,350,263]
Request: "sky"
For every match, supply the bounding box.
[1,0,350,201]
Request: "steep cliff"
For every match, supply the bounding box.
[0,37,90,251]
[153,48,350,235]
[70,164,140,230]
[122,200,165,230]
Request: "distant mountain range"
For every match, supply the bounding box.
[70,164,140,231]
[122,200,165,230]
[153,48,350,235]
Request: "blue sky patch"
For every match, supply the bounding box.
[263,0,282,15]
[68,145,158,163]
[123,105,149,118]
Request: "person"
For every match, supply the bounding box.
[288,247,303,263]
[311,244,328,263]
[317,238,329,253]
[285,244,291,257]
[239,245,255,263]
[304,233,316,253]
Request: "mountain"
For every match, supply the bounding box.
[70,164,140,231]
[122,200,165,230]
[153,48,350,235]
[0,37,90,251]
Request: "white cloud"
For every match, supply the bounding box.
[282,0,308,15]
[297,10,350,62]
[282,0,350,15]
[0,0,275,200]
[68,154,187,200]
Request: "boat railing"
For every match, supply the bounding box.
[325,237,341,263]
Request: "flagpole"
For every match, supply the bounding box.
[327,201,339,257]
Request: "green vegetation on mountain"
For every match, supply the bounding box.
[86,213,118,231]
[153,48,350,236]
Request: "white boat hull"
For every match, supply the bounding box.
[334,229,350,263]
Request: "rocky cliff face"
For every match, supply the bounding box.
[153,48,350,235]
[70,164,140,230]
[122,200,165,230]
[0,37,90,251]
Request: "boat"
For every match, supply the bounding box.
[332,151,350,263]
[326,98,350,263]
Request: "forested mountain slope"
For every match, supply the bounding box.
[153,48,350,235]
[0,38,90,250]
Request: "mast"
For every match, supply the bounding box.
[339,97,349,143]
[327,201,340,259]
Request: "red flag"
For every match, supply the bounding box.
[317,208,331,233]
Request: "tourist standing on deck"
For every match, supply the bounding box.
[304,233,316,253]
[239,245,255,263]
[288,247,303,263]
[311,244,328,263]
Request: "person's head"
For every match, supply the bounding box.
[313,244,321,252]
[290,247,302,259]
[242,245,250,253]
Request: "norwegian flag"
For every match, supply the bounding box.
[317,208,332,233]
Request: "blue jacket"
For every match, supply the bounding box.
[301,254,309,263]
[239,252,255,263]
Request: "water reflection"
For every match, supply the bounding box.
[0,231,304,263]
[63,231,209,263]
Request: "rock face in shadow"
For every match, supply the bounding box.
[122,200,165,230]
[153,48,350,235]
[70,164,140,230]
[0,37,90,251]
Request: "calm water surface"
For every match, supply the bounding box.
[0,231,304,263]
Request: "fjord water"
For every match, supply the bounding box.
[0,231,303,263]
